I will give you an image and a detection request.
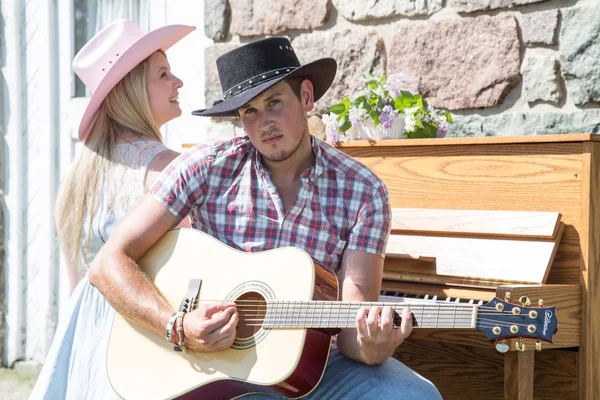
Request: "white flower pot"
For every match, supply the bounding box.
[355,117,406,140]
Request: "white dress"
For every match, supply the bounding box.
[30,140,169,400]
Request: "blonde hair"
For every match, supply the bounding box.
[56,54,163,270]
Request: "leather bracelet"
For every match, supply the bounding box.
[175,313,188,353]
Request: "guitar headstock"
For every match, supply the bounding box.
[476,297,558,345]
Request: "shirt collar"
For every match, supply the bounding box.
[253,136,325,181]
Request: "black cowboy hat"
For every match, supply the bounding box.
[192,37,337,117]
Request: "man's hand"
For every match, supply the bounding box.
[355,305,413,364]
[183,303,239,352]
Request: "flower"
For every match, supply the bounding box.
[322,73,453,144]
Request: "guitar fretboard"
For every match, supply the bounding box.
[255,301,478,329]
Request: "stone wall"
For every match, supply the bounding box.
[203,0,600,139]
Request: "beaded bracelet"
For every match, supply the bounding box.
[165,311,180,344]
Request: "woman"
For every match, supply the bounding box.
[30,19,195,399]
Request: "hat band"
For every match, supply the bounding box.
[223,66,298,100]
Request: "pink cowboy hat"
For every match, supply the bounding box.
[73,19,195,140]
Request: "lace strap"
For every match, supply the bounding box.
[115,140,169,170]
[140,141,170,171]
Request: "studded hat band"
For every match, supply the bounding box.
[222,66,298,100]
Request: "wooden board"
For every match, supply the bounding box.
[334,133,600,148]
[391,208,561,239]
[385,233,560,284]
[578,142,600,400]
[380,284,580,350]
[393,341,578,400]
[340,141,584,286]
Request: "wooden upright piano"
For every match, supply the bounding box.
[338,134,599,400]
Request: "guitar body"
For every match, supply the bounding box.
[107,229,339,400]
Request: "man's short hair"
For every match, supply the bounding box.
[285,76,306,100]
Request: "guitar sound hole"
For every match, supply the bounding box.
[235,292,266,340]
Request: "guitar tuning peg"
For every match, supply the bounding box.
[538,299,544,307]
[519,296,531,306]
[535,340,542,352]
[505,292,511,302]
[495,340,509,354]
[515,338,526,352]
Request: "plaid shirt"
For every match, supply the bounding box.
[151,137,391,273]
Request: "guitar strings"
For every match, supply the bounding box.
[195,299,545,316]
[192,300,547,331]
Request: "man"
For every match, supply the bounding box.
[90,37,442,399]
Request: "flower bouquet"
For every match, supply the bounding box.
[322,73,453,144]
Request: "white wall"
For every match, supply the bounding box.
[2,0,61,366]
[159,0,217,150]
[2,0,27,367]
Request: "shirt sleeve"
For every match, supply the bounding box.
[150,144,212,221]
[345,181,392,259]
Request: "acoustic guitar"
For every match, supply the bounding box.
[106,228,558,400]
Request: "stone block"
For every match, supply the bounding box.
[448,0,550,13]
[448,110,600,137]
[518,9,558,46]
[388,15,521,110]
[293,29,386,115]
[336,0,442,22]
[522,52,561,104]
[230,0,329,36]
[560,2,600,105]
[204,0,230,42]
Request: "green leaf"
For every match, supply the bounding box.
[406,123,436,139]
[415,94,424,108]
[400,90,414,99]
[373,114,380,127]
[329,103,346,115]
[342,97,351,106]
[338,116,352,132]
[394,97,405,112]
[364,74,378,85]
[445,110,454,123]
[380,74,386,85]
[398,90,414,108]
[353,95,367,107]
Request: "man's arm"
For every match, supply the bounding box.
[89,194,238,351]
[335,249,412,365]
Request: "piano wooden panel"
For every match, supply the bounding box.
[338,134,599,400]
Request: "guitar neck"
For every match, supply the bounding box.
[256,300,478,329]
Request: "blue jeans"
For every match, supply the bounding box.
[241,347,442,400]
